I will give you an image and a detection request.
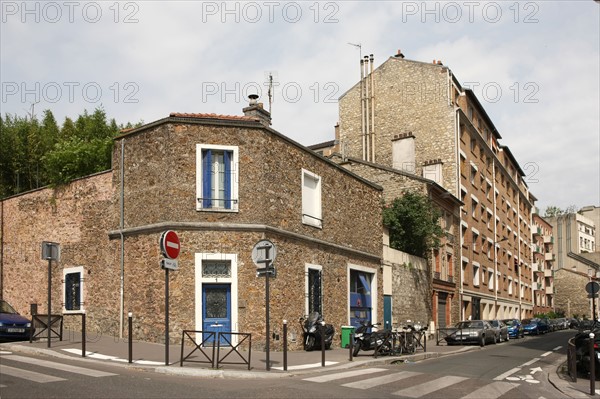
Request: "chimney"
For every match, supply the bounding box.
[394,49,405,58]
[243,94,271,127]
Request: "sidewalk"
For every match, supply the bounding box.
[1,331,475,379]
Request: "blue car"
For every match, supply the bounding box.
[0,300,33,341]
[502,319,524,338]
[522,318,550,335]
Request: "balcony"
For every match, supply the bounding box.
[533,245,542,253]
[533,226,542,236]
[544,269,553,278]
[545,252,555,261]
[545,286,554,295]
[543,235,553,244]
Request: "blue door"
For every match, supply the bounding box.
[202,284,231,345]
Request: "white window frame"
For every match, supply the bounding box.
[196,144,239,212]
[62,266,84,314]
[301,169,322,228]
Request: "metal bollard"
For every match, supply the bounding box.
[128,312,133,364]
[82,311,86,357]
[591,332,596,396]
[349,333,354,361]
[283,320,288,371]
[321,322,326,367]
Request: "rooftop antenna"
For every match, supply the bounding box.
[24,101,39,120]
[348,42,362,60]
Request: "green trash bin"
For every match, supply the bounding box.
[341,326,355,348]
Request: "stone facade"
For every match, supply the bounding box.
[1,109,383,350]
[554,268,595,319]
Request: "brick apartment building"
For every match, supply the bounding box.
[0,100,384,348]
[335,51,536,321]
[532,211,555,314]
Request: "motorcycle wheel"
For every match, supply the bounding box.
[305,336,316,351]
[325,341,331,350]
[353,343,361,357]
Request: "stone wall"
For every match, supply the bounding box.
[0,172,120,335]
[554,268,593,318]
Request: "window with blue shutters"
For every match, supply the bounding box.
[197,145,239,211]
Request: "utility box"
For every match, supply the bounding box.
[341,326,355,348]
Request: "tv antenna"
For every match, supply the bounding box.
[348,42,362,59]
[24,101,40,120]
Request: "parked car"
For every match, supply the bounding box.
[502,319,524,339]
[522,318,550,335]
[574,326,600,379]
[486,319,509,342]
[0,300,33,341]
[444,320,497,347]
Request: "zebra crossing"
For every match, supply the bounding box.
[0,353,117,385]
[302,368,521,399]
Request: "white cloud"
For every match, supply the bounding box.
[1,0,598,210]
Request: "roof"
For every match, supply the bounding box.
[308,140,337,150]
[169,112,260,122]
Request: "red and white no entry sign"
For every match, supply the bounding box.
[160,230,180,260]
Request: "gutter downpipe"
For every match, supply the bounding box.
[360,58,366,161]
[454,92,463,321]
[119,138,125,339]
[370,54,375,163]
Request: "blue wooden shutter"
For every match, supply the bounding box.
[202,150,212,208]
[224,150,232,209]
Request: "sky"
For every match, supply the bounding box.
[1,0,599,212]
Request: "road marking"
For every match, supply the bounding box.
[61,348,164,366]
[541,351,552,357]
[272,361,338,371]
[341,371,421,389]
[0,351,12,355]
[553,346,562,351]
[521,358,540,367]
[0,365,66,383]
[392,375,468,398]
[493,367,521,381]
[461,381,519,398]
[303,368,387,382]
[4,355,117,377]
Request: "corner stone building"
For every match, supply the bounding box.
[0,104,383,349]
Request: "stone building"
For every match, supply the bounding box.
[546,212,596,273]
[0,100,384,349]
[532,211,555,314]
[336,52,536,321]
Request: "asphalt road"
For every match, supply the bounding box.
[0,330,573,399]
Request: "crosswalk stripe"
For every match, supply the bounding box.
[392,375,468,398]
[3,355,117,377]
[342,371,422,389]
[302,368,387,383]
[461,381,519,398]
[0,365,66,383]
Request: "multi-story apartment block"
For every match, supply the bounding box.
[337,52,536,321]
[580,206,600,250]
[547,212,596,272]
[532,211,554,314]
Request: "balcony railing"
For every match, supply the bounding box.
[544,269,553,278]
[545,252,555,261]
[543,235,554,244]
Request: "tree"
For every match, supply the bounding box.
[544,205,579,217]
[382,191,445,258]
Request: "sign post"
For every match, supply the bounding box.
[252,239,277,371]
[586,281,600,322]
[159,231,180,365]
[41,242,59,348]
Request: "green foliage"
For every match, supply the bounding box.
[0,107,127,197]
[382,191,445,258]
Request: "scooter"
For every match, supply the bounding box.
[299,312,335,351]
[352,320,392,356]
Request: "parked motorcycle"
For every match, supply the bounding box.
[352,320,392,356]
[299,312,334,351]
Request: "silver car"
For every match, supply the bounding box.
[486,319,509,342]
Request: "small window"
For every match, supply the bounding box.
[197,145,238,211]
[63,266,84,312]
[306,266,322,315]
[302,169,322,228]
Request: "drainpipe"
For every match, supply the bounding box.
[119,138,125,339]
[455,107,464,321]
[369,54,375,163]
[360,58,366,161]
[364,56,370,162]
